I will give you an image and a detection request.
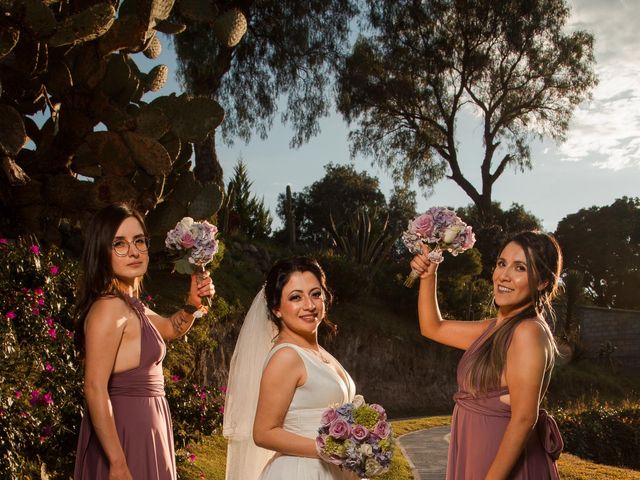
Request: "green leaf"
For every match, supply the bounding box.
[173,257,193,275]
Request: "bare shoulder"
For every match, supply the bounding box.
[511,318,549,346]
[266,345,304,370]
[85,296,131,331]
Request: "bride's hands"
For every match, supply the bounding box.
[410,244,438,279]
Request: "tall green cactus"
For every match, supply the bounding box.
[285,184,296,248]
[0,0,239,244]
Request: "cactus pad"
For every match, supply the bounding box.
[0,27,19,60]
[154,19,186,34]
[188,181,223,219]
[135,105,170,139]
[178,0,219,23]
[49,3,116,47]
[171,95,224,143]
[86,131,136,176]
[122,131,172,176]
[213,8,247,47]
[96,174,139,205]
[24,0,56,38]
[0,104,27,156]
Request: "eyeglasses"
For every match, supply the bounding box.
[112,237,150,257]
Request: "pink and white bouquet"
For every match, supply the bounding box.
[316,395,395,478]
[402,207,475,287]
[165,217,219,304]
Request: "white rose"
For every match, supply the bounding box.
[178,217,194,230]
[359,443,373,456]
[442,224,463,243]
[352,394,365,408]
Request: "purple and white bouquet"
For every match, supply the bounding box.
[402,207,476,287]
[316,395,395,478]
[165,217,219,305]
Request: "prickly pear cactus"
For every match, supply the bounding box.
[0,0,227,246]
[212,8,247,47]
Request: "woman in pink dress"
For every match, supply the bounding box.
[410,231,564,479]
[73,203,214,480]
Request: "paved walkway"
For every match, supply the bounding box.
[398,426,451,480]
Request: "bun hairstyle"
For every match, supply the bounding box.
[264,256,337,336]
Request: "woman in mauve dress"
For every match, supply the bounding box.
[73,203,214,480]
[410,231,564,479]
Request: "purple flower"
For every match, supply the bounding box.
[29,245,40,255]
[29,389,41,406]
[411,213,435,236]
[44,362,55,372]
[315,435,326,452]
[352,424,369,442]
[372,421,391,439]
[321,408,339,426]
[329,418,351,440]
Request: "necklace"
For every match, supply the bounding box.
[304,347,330,364]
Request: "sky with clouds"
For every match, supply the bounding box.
[154,0,640,231]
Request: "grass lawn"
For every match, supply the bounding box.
[179,415,639,480]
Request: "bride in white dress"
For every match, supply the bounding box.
[223,257,359,480]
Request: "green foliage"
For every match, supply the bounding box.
[555,197,640,309]
[276,164,390,246]
[337,0,597,216]
[554,406,640,469]
[220,160,273,239]
[0,238,83,478]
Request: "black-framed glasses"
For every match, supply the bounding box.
[112,237,150,257]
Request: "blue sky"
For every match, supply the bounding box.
[141,0,640,232]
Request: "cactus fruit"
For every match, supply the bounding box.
[49,3,117,47]
[213,8,247,47]
[145,64,168,91]
[137,0,176,29]
[179,0,219,23]
[0,104,27,156]
[143,34,162,59]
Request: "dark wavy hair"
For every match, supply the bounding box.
[465,231,563,395]
[73,203,147,354]
[264,256,337,336]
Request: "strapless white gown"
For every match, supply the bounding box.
[258,343,359,480]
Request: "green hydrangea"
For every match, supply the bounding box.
[324,436,347,457]
[353,406,379,429]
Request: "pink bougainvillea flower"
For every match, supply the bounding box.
[32,307,40,315]
[220,385,227,394]
[44,362,55,373]
[29,245,41,255]
[43,392,54,407]
[188,454,197,463]
[218,405,224,414]
[49,265,59,275]
[0,238,9,245]
[15,391,22,399]
[46,317,54,327]
[145,295,153,302]
[29,389,41,406]
[171,374,181,383]
[66,330,74,338]
[34,287,44,297]
[47,328,57,339]
[37,298,45,306]
[6,311,16,320]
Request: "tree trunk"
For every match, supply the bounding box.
[193,134,223,185]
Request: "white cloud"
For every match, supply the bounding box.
[560,0,640,169]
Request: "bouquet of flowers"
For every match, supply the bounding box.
[165,217,219,305]
[316,395,395,478]
[402,207,475,287]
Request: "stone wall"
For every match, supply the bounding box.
[578,306,640,371]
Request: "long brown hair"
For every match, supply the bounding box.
[74,203,147,354]
[264,256,337,336]
[465,231,563,395]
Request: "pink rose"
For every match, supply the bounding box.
[411,213,434,236]
[369,403,387,421]
[462,226,476,249]
[321,408,338,426]
[328,418,351,440]
[373,421,391,439]
[352,424,369,441]
[180,233,195,249]
[315,435,326,453]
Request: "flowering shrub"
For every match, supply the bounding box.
[164,375,225,462]
[554,405,640,469]
[0,238,83,478]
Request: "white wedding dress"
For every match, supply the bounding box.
[258,343,359,480]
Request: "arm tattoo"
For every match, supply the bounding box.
[170,311,189,335]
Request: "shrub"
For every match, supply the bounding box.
[554,405,640,469]
[0,238,83,478]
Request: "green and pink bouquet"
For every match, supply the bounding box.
[316,395,395,478]
[402,207,475,287]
